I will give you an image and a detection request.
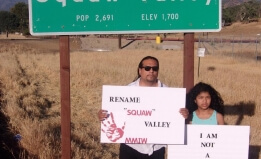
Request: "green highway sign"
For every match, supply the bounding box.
[29,0,221,35]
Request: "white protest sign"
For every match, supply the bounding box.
[168,125,250,159]
[100,85,186,144]
[197,48,206,57]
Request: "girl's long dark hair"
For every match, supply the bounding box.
[186,82,224,115]
[132,56,159,82]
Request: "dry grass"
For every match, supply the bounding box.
[0,21,261,158]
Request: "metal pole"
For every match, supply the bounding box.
[198,34,201,48]
[183,33,195,93]
[118,34,122,49]
[255,35,259,59]
[240,34,242,54]
[197,35,201,78]
[60,35,71,159]
[232,36,234,57]
[197,57,200,78]
[211,37,214,54]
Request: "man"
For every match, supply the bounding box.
[98,56,188,159]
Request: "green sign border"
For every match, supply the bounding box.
[29,0,221,35]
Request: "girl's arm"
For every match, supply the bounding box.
[217,113,225,125]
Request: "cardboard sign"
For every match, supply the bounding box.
[168,125,250,159]
[100,85,186,144]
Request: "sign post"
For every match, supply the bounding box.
[183,33,194,93]
[59,36,71,159]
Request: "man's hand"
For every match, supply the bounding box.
[179,108,189,119]
[98,109,109,121]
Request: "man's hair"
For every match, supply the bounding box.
[133,56,159,81]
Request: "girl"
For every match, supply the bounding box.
[186,82,225,125]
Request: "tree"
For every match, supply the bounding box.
[10,2,29,35]
[0,11,19,37]
[222,0,261,24]
[244,0,260,18]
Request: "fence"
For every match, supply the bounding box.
[197,34,261,61]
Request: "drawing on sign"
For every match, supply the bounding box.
[101,112,126,142]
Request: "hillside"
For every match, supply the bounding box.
[222,0,260,8]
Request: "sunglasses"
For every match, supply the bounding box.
[141,66,159,71]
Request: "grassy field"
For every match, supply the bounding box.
[0,21,261,158]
